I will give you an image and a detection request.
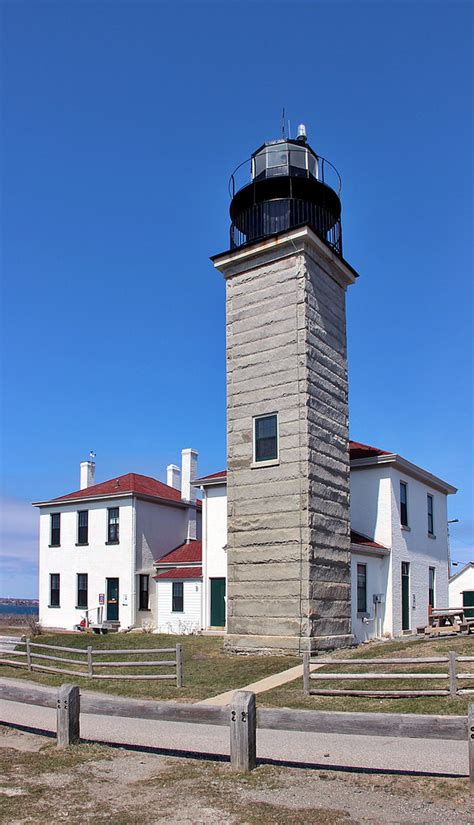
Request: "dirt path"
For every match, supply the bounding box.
[0,726,472,824]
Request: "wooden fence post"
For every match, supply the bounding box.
[56,684,80,747]
[176,644,183,687]
[448,651,457,697]
[87,646,93,678]
[25,638,32,672]
[230,691,256,772]
[303,652,310,695]
[469,703,474,789]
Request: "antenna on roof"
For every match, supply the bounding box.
[89,450,96,461]
[281,107,286,139]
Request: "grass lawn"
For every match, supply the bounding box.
[0,632,298,702]
[260,635,474,715]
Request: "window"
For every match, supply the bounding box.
[429,567,435,609]
[49,574,60,607]
[50,513,60,546]
[139,574,149,610]
[253,414,278,463]
[357,564,367,613]
[77,510,88,544]
[172,581,184,613]
[77,573,88,608]
[427,494,434,535]
[107,508,119,543]
[400,481,408,527]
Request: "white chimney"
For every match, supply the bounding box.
[181,448,198,503]
[167,463,181,490]
[80,460,95,490]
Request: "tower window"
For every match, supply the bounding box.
[50,513,60,546]
[427,494,434,535]
[400,482,408,527]
[253,414,278,463]
[77,511,89,544]
[77,574,88,609]
[107,508,119,543]
[49,574,60,607]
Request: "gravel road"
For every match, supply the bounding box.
[0,697,468,777]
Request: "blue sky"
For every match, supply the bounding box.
[1,1,472,598]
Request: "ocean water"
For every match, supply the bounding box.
[0,604,38,616]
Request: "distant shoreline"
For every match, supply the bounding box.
[0,599,39,606]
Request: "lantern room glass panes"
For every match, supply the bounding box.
[254,414,278,463]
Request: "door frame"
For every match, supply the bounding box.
[401,562,410,631]
[106,577,119,622]
[209,577,226,627]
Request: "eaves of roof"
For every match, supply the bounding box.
[350,454,457,495]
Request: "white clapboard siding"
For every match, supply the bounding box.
[156,579,202,634]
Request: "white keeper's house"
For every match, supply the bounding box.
[35,439,456,643]
[33,449,202,632]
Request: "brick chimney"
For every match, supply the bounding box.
[80,460,95,490]
[166,464,181,490]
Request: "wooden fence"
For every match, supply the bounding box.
[0,680,472,783]
[303,652,474,698]
[0,640,183,686]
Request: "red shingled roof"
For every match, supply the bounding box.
[350,530,388,550]
[349,441,391,460]
[195,470,227,482]
[158,540,202,565]
[51,473,202,506]
[154,567,202,580]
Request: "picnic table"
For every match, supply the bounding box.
[425,607,466,636]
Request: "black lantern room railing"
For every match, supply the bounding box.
[228,141,343,256]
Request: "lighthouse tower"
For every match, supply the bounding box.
[212,128,358,653]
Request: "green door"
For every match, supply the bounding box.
[106,578,119,621]
[462,590,474,619]
[210,578,226,627]
[401,562,410,631]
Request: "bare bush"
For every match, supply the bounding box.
[23,614,42,637]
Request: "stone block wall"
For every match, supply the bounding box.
[215,229,356,652]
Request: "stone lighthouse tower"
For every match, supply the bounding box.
[212,127,358,653]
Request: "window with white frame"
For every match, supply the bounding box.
[77,510,89,544]
[429,567,435,608]
[172,581,184,612]
[49,574,60,607]
[107,507,119,543]
[357,563,367,613]
[253,413,278,463]
[50,513,60,546]
[427,494,434,535]
[77,573,88,608]
[400,481,408,527]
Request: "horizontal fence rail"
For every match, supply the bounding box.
[0,680,472,781]
[303,653,474,698]
[0,640,183,687]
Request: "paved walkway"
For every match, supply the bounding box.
[198,659,325,706]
